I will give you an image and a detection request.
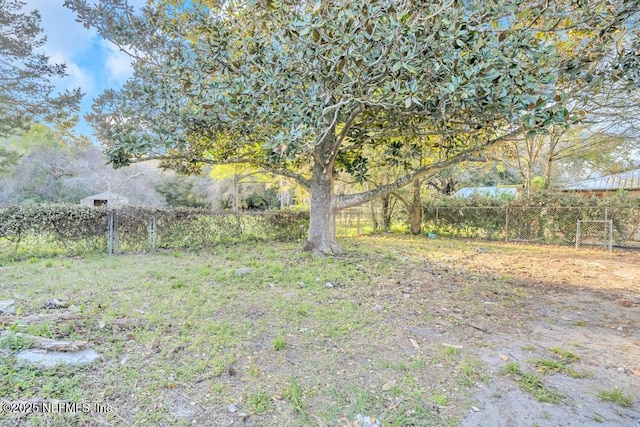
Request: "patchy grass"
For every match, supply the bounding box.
[1,238,460,425]
[549,347,580,362]
[597,388,634,407]
[501,362,565,404]
[246,389,272,414]
[272,334,286,351]
[1,235,638,425]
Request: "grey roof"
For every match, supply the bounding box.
[81,191,127,201]
[454,187,517,198]
[563,169,640,191]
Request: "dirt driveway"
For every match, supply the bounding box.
[417,241,640,426]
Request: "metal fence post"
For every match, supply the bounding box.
[504,205,509,242]
[148,214,157,252]
[107,212,116,255]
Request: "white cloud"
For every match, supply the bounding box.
[102,41,134,84]
[23,0,97,58]
[46,52,94,94]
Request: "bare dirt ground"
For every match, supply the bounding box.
[400,241,640,426]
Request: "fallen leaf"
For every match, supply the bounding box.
[615,299,633,307]
[630,367,640,377]
[313,415,328,427]
[381,379,397,391]
[409,338,420,349]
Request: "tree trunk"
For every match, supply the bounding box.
[381,195,392,232]
[303,159,341,254]
[409,179,422,235]
[369,200,379,232]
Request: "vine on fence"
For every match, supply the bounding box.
[0,205,310,257]
[423,192,640,244]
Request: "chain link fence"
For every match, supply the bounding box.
[0,206,309,259]
[3,204,639,259]
[423,206,640,249]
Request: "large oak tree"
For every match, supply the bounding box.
[66,0,640,253]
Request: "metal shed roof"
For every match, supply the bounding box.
[563,169,640,191]
[80,191,128,201]
[453,187,517,198]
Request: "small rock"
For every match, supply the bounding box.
[471,406,480,412]
[42,299,70,309]
[0,299,15,315]
[228,404,239,413]
[297,282,305,288]
[409,338,420,350]
[323,282,334,289]
[238,412,248,418]
[235,268,254,275]
[353,414,381,427]
[17,348,101,368]
[617,326,624,331]
[499,354,509,361]
[299,327,308,333]
[617,367,626,373]
[442,343,463,349]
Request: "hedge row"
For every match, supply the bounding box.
[0,205,309,257]
[422,192,640,244]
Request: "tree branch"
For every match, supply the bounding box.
[390,191,410,211]
[125,154,311,188]
[334,128,522,210]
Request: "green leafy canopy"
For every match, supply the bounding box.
[64,0,629,175]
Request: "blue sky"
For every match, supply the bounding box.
[25,0,146,138]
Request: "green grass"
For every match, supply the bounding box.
[597,388,634,407]
[501,362,564,404]
[246,389,272,414]
[549,347,579,362]
[282,378,307,416]
[460,358,489,387]
[0,332,33,352]
[273,334,286,351]
[429,394,450,405]
[0,357,85,401]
